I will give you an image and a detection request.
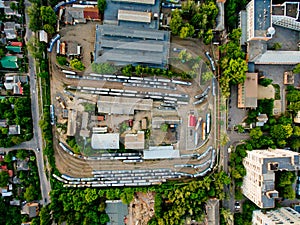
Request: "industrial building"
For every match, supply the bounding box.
[94,24,170,68]
[97,96,153,115]
[143,146,180,159]
[242,149,300,208]
[124,131,145,150]
[252,207,300,225]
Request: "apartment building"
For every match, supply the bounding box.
[253,207,300,225]
[242,149,300,208]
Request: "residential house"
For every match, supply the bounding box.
[8,125,20,135]
[6,45,22,53]
[9,41,23,47]
[3,22,21,40]
[10,199,21,206]
[256,113,268,127]
[0,1,21,17]
[0,56,18,69]
[16,159,29,171]
[4,74,28,95]
[206,198,220,225]
[21,202,39,218]
[0,119,7,127]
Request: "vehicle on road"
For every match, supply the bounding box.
[235,201,240,211]
[36,148,40,152]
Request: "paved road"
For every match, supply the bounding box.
[24,0,51,205]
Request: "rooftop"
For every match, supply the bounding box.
[91,133,120,149]
[0,55,18,69]
[118,9,151,23]
[143,146,180,159]
[94,25,170,68]
[124,131,145,149]
[97,96,153,115]
[112,0,155,5]
[238,73,258,108]
[253,51,300,65]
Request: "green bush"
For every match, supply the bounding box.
[56,56,67,66]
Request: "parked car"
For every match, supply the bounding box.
[235,201,240,211]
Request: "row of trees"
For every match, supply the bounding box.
[219,29,247,98]
[27,3,57,35]
[170,0,218,42]
[149,171,230,224]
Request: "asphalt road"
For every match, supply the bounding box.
[24,0,51,205]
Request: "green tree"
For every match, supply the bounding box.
[84,189,98,203]
[27,4,41,31]
[229,28,242,43]
[170,9,183,35]
[250,127,263,140]
[271,42,282,50]
[160,124,168,132]
[202,71,214,82]
[40,205,51,225]
[0,171,9,187]
[97,0,107,14]
[43,24,55,35]
[179,23,195,39]
[223,58,247,84]
[203,29,213,45]
[24,185,38,202]
[70,59,85,71]
[99,213,110,224]
[10,2,18,11]
[16,150,28,160]
[270,124,293,140]
[258,78,273,87]
[293,64,300,74]
[293,126,300,137]
[40,6,57,26]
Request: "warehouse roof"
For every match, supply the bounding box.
[112,0,155,5]
[143,146,180,159]
[118,9,151,23]
[124,131,145,149]
[94,25,170,68]
[97,96,153,115]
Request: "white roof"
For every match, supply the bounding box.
[112,0,155,5]
[254,51,300,65]
[143,146,180,159]
[118,10,151,23]
[91,133,119,149]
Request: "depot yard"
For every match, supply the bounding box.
[50,21,217,186]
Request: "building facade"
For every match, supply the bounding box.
[242,149,300,208]
[253,207,300,225]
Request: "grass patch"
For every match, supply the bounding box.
[273,84,281,100]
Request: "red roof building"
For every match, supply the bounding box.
[189,115,196,127]
[83,7,100,20]
[8,170,13,177]
[10,42,23,47]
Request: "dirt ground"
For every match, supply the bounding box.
[59,22,100,73]
[127,192,155,225]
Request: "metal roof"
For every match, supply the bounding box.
[118,9,151,23]
[97,96,153,115]
[143,146,180,159]
[254,51,300,65]
[101,39,164,52]
[112,0,155,5]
